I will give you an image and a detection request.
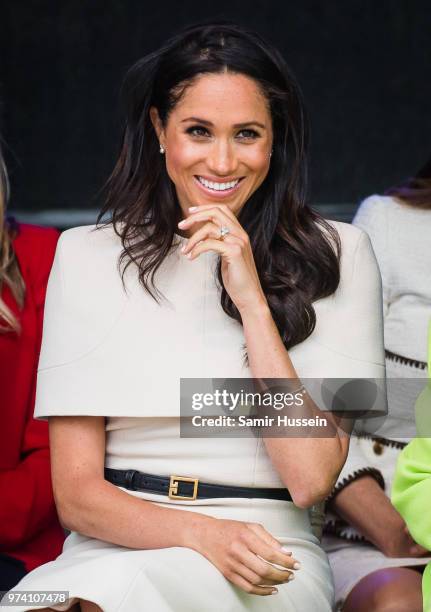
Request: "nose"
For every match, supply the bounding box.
[207,139,238,176]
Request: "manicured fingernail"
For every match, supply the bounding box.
[271,589,278,594]
[281,546,292,555]
[288,573,295,581]
[180,245,186,252]
[186,253,192,259]
[178,220,186,226]
[189,206,198,211]
[293,562,301,570]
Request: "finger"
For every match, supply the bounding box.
[186,238,241,260]
[183,234,244,257]
[234,562,282,587]
[189,203,238,224]
[182,222,237,254]
[182,206,246,240]
[228,572,278,596]
[178,208,250,248]
[246,531,300,571]
[247,524,297,569]
[180,207,232,231]
[243,551,294,583]
[247,523,285,550]
[410,544,430,557]
[257,545,301,572]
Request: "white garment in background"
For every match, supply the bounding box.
[323,194,431,609]
[354,194,430,363]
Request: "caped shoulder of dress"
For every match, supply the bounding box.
[33,219,384,420]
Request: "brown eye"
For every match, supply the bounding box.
[238,129,260,139]
[186,126,209,137]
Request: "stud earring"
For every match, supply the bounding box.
[159,144,165,154]
[269,149,273,158]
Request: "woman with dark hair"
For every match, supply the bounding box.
[323,160,431,611]
[0,139,64,590]
[7,20,384,612]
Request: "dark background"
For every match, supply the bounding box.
[1,1,430,221]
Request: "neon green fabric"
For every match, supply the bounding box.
[392,321,431,611]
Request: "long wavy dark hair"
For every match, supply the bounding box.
[98,19,341,366]
[385,157,431,209]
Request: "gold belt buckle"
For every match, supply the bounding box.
[169,475,199,500]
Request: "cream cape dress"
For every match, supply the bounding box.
[5,220,385,612]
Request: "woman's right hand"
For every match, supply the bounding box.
[190,517,300,596]
[385,524,429,558]
[330,475,431,558]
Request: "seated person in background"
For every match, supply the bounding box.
[392,322,431,612]
[322,158,431,611]
[0,139,64,590]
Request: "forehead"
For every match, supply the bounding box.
[172,72,270,120]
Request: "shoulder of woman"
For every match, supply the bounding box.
[322,220,381,297]
[56,223,120,258]
[308,220,385,375]
[13,222,59,258]
[12,222,60,287]
[357,193,397,210]
[53,223,125,299]
[352,193,401,230]
[324,219,368,262]
[37,223,127,372]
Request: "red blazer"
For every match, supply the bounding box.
[0,222,65,572]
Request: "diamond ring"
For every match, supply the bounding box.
[219,226,230,241]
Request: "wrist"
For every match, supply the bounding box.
[178,511,217,552]
[239,299,271,321]
[379,518,409,556]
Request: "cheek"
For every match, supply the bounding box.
[242,146,270,171]
[166,141,198,176]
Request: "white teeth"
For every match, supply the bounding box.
[197,176,240,191]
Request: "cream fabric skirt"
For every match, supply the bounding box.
[5,492,334,612]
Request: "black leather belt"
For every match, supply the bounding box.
[104,468,292,502]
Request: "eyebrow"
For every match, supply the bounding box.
[181,116,266,130]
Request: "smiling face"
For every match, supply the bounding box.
[150,72,273,233]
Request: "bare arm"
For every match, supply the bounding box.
[50,415,299,596]
[240,304,350,509]
[50,415,210,549]
[329,475,429,557]
[175,204,380,510]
